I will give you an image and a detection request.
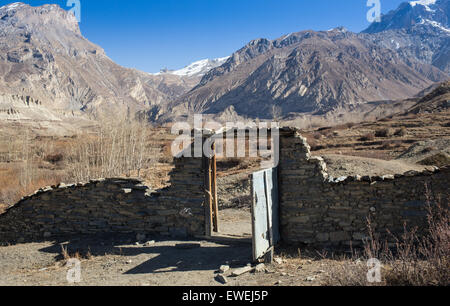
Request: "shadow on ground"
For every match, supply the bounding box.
[37,233,253,275]
[122,244,250,274]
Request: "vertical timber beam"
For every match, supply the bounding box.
[203,155,213,237]
[212,142,219,233]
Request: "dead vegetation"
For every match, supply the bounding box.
[0,118,168,208]
[59,244,93,264]
[65,118,159,182]
[375,128,392,138]
[302,111,450,162]
[418,153,450,167]
[325,191,449,286]
[359,133,375,142]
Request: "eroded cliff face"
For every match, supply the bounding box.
[0,3,196,122]
[0,2,448,125]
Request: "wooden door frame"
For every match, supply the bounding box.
[203,142,219,237]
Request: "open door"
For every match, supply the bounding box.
[251,167,280,262]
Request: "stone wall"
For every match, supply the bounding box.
[0,155,206,243]
[1,127,448,248]
[278,127,450,247]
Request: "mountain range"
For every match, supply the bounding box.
[0,1,448,124]
[153,57,230,78]
[157,0,450,121]
[0,2,194,121]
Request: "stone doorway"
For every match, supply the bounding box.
[203,149,254,241]
[201,129,276,244]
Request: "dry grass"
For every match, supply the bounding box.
[0,165,62,208]
[60,244,93,264]
[304,111,450,161]
[65,118,159,182]
[0,203,7,214]
[325,190,449,286]
[0,118,164,208]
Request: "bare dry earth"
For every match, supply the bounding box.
[305,111,450,162]
[0,201,329,286]
[0,238,250,286]
[0,110,448,286]
[323,154,429,177]
[0,234,335,286]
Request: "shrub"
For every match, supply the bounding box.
[421,146,437,154]
[382,194,449,286]
[375,128,392,138]
[418,153,450,167]
[394,128,407,137]
[66,118,159,181]
[217,158,242,171]
[359,133,375,142]
[313,133,323,140]
[44,153,64,164]
[326,190,449,286]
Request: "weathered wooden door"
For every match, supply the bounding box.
[251,167,280,262]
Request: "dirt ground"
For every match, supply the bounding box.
[1,111,448,286]
[0,234,338,286]
[323,154,429,177]
[218,209,252,238]
[305,111,450,162]
[0,207,340,286]
[0,237,250,286]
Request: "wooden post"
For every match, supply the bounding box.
[212,142,219,233]
[203,155,213,237]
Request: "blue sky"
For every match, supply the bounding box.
[1,0,406,72]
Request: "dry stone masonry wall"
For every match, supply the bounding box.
[278,128,450,247]
[0,155,206,243]
[1,127,448,249]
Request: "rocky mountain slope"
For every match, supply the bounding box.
[404,81,450,113]
[160,29,447,121]
[0,1,448,124]
[363,0,450,74]
[0,3,197,121]
[364,0,449,33]
[152,0,450,121]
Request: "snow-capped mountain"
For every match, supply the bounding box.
[363,0,450,33]
[0,1,448,124]
[362,0,450,74]
[154,0,450,122]
[153,57,230,77]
